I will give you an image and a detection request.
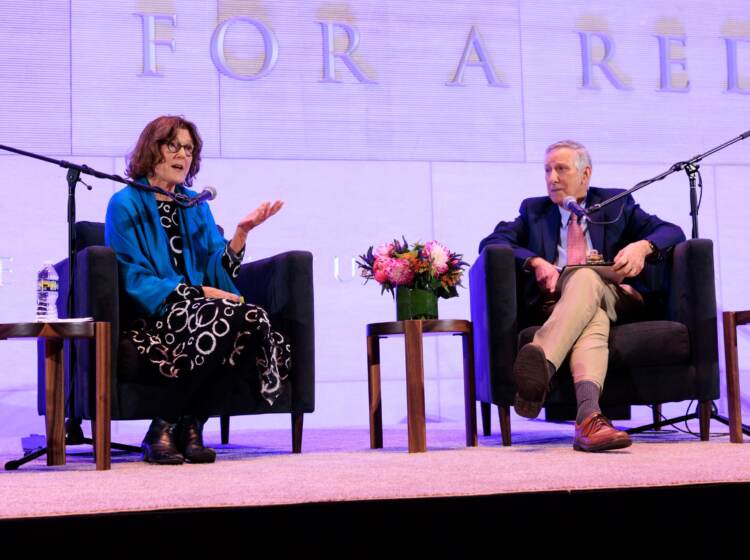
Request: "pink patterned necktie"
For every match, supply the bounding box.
[567,214,586,265]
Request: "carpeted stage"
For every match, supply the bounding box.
[1,417,749,539]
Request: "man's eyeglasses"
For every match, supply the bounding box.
[165,141,195,156]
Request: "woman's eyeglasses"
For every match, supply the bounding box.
[165,141,195,156]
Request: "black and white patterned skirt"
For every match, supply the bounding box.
[127,296,291,405]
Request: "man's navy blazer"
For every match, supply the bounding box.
[478,186,686,315]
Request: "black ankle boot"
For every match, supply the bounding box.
[177,416,216,464]
[142,418,184,465]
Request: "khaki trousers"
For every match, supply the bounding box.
[532,268,644,390]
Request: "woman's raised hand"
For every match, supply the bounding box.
[237,200,284,234]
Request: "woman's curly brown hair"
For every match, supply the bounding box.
[126,115,203,187]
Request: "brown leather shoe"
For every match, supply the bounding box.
[574,412,632,452]
[513,343,554,419]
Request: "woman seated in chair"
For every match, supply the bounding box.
[105,115,290,465]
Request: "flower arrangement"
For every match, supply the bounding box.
[357,238,468,299]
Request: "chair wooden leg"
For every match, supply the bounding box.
[652,404,662,431]
[499,405,512,447]
[699,400,711,441]
[90,420,96,463]
[220,415,230,445]
[292,412,303,453]
[481,402,492,436]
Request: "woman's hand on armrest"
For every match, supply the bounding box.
[202,286,242,303]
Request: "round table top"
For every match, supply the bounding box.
[366,319,471,337]
[0,320,97,340]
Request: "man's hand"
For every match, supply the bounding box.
[529,257,560,294]
[612,240,653,278]
[202,286,242,302]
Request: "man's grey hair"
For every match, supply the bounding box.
[546,140,592,173]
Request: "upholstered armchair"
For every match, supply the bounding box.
[469,239,719,445]
[38,221,315,453]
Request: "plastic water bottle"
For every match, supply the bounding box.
[36,261,59,321]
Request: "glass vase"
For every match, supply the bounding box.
[395,287,438,321]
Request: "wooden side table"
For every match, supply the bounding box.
[366,319,477,453]
[0,321,112,470]
[722,310,750,443]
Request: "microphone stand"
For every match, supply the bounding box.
[0,144,193,469]
[586,129,750,236]
[0,143,202,314]
[584,130,750,439]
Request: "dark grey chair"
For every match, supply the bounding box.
[469,239,719,445]
[38,221,315,453]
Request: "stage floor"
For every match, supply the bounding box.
[1,416,749,521]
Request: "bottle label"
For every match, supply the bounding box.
[38,279,59,291]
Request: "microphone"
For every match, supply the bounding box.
[187,185,217,207]
[563,196,587,220]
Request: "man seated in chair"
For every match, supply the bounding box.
[479,140,685,452]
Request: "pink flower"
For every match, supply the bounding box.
[372,257,389,284]
[424,241,450,274]
[373,243,394,259]
[386,258,415,286]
